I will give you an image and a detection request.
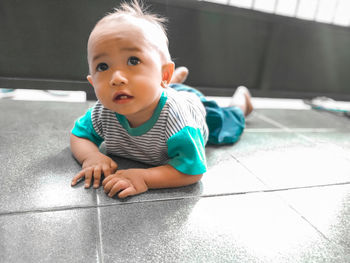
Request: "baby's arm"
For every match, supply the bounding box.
[70,134,117,188]
[102,165,202,198]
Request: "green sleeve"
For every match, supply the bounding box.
[71,108,104,146]
[167,126,207,175]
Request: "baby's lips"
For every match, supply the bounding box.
[113,91,133,100]
[116,95,133,100]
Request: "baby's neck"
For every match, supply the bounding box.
[125,95,162,128]
[127,117,148,128]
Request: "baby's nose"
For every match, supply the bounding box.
[110,70,127,86]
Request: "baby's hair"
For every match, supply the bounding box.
[96,0,171,61]
[112,0,168,35]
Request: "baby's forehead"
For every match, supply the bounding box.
[94,15,161,41]
[89,15,170,61]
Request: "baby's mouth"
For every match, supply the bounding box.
[113,92,134,102]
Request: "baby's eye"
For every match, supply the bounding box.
[127,56,140,66]
[96,63,109,72]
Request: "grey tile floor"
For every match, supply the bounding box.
[1,95,350,262]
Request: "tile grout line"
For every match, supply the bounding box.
[233,149,350,250]
[252,112,291,132]
[278,194,350,253]
[231,151,350,195]
[1,182,350,218]
[248,110,350,250]
[231,143,350,250]
[253,111,336,140]
[229,152,271,188]
[245,128,337,133]
[285,201,331,241]
[96,194,104,263]
[253,111,350,162]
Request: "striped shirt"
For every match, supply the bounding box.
[72,88,208,175]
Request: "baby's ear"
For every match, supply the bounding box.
[161,62,175,85]
[87,75,94,87]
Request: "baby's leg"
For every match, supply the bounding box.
[170,66,189,84]
[229,86,253,117]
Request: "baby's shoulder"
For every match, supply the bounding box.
[90,101,115,122]
[164,88,206,127]
[165,88,204,112]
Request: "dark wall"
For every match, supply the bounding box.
[261,21,350,98]
[1,0,350,100]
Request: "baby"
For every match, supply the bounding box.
[70,0,253,198]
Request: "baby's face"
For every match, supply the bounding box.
[87,18,167,126]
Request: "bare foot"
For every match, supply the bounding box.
[229,86,253,117]
[170,66,189,84]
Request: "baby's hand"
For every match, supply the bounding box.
[102,169,148,198]
[71,152,118,188]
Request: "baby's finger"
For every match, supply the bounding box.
[118,186,137,199]
[110,161,118,173]
[93,167,102,188]
[102,164,112,178]
[102,173,116,187]
[103,176,119,193]
[71,170,86,186]
[84,168,93,188]
[108,180,130,197]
